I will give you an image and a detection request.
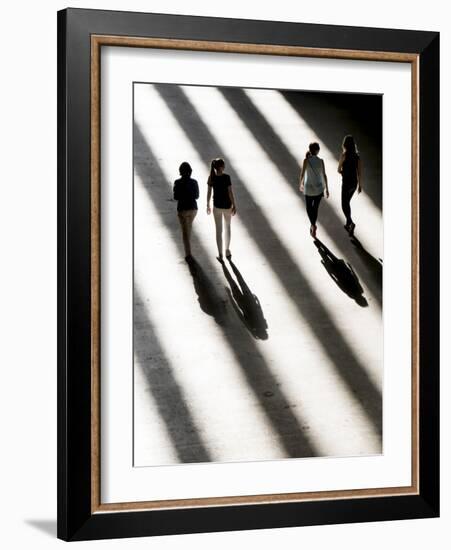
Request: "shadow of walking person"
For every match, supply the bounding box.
[221,260,269,340]
[350,236,383,289]
[314,239,368,307]
[186,256,227,325]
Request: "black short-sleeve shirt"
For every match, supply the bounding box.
[173,177,199,211]
[341,153,360,187]
[209,173,232,209]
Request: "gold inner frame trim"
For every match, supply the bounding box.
[90,34,420,514]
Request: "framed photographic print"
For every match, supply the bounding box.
[57,8,440,541]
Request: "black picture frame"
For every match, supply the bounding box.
[57,7,439,541]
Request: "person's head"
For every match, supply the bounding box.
[179,161,192,178]
[306,142,320,158]
[210,158,225,176]
[342,135,358,155]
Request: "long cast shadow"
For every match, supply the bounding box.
[314,239,368,307]
[186,256,227,325]
[350,236,383,289]
[134,121,319,458]
[281,90,383,211]
[221,259,268,340]
[134,287,213,463]
[154,84,382,436]
[219,87,382,307]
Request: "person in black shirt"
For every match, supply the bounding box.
[206,158,237,262]
[173,162,199,260]
[337,135,363,236]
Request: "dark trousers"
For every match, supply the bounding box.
[305,193,323,226]
[341,185,357,225]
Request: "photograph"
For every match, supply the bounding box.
[133,82,383,466]
[0,0,445,546]
[54,6,440,541]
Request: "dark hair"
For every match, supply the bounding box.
[210,157,225,178]
[305,142,320,159]
[342,135,358,156]
[179,161,192,178]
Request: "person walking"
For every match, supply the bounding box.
[299,142,329,239]
[173,161,199,260]
[206,158,237,262]
[337,135,362,235]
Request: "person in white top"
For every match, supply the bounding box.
[299,142,330,239]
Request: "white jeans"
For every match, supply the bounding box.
[213,207,232,256]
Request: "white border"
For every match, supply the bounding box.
[101,46,412,504]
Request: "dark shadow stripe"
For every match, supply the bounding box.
[154,84,382,437]
[134,287,213,463]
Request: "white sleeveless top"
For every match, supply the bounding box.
[304,156,325,196]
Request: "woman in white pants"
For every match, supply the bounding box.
[206,158,237,262]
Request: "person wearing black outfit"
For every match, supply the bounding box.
[337,135,363,235]
[206,158,237,262]
[173,162,199,260]
[299,142,329,239]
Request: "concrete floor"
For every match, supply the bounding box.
[133,83,383,466]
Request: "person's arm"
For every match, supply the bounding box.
[193,180,200,200]
[206,176,212,214]
[173,181,179,201]
[299,159,307,192]
[357,158,363,193]
[337,152,344,174]
[322,160,329,198]
[228,184,237,215]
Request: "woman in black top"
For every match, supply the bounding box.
[173,161,199,260]
[206,158,237,262]
[337,135,363,235]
